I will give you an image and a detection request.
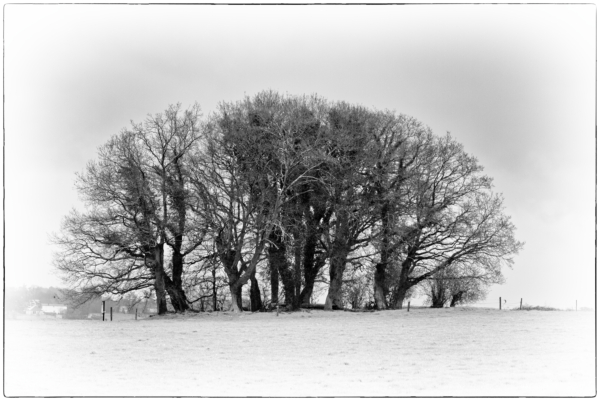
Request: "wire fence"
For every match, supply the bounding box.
[472,297,582,311]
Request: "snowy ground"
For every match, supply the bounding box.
[4,308,595,397]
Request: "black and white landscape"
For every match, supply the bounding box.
[4,3,595,397]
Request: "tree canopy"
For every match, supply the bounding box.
[53,91,523,313]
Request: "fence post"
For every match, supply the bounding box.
[407,301,410,312]
[499,297,501,310]
[520,298,522,310]
[110,307,113,321]
[102,301,105,321]
[276,304,279,317]
[135,308,138,320]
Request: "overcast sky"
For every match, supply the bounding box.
[4,4,595,309]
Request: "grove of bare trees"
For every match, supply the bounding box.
[53,91,523,313]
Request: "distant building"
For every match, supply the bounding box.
[41,304,67,315]
[25,300,41,315]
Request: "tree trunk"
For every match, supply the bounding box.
[374,202,390,310]
[430,287,446,308]
[299,229,321,305]
[164,276,188,313]
[299,257,326,305]
[150,245,168,315]
[450,291,464,307]
[249,271,262,312]
[299,283,313,306]
[392,284,409,310]
[373,263,388,310]
[392,263,411,309]
[154,278,168,315]
[270,262,279,305]
[292,234,303,310]
[299,197,330,306]
[324,211,351,311]
[166,159,190,313]
[268,230,297,307]
[324,262,344,310]
[216,234,244,313]
[324,247,348,310]
[279,266,296,308]
[230,284,243,312]
[167,235,189,312]
[391,250,417,309]
[212,267,218,311]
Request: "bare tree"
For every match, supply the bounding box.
[390,164,523,309]
[260,94,333,310]
[53,104,205,314]
[128,103,207,311]
[320,102,381,310]
[190,92,324,312]
[365,112,433,310]
[53,131,170,312]
[422,261,499,307]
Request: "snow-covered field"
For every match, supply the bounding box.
[4,308,595,397]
